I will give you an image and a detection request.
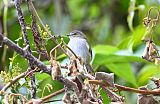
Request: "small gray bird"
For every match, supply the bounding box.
[67,30,93,72]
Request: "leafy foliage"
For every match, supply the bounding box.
[1,0,160,103]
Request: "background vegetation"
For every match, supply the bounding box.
[1,0,160,103]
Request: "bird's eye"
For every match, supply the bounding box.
[70,33,76,35]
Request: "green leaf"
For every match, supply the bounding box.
[93,45,119,54]
[89,4,100,19]
[137,65,160,86]
[99,89,110,104]
[12,54,28,71]
[93,43,148,66]
[93,45,145,64]
[105,63,137,87]
[127,0,135,31]
[35,73,51,82]
[93,54,144,64]
[117,36,132,49]
[35,73,63,97]
[131,26,145,47]
[118,26,145,50]
[57,54,67,61]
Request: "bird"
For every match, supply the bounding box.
[67,30,93,73]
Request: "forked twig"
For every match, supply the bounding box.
[143,7,160,27]
[50,42,62,60]
[27,0,69,57]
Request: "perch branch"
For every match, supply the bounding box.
[0,33,50,74]
[88,80,160,95]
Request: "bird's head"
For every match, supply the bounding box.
[67,30,86,39]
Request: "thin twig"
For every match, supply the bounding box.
[26,88,65,104]
[44,99,62,103]
[41,88,65,102]
[1,0,8,68]
[64,44,78,59]
[10,93,28,103]
[147,7,160,21]
[50,42,62,60]
[88,80,160,95]
[60,65,68,69]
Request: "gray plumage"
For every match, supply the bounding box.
[67,30,93,72]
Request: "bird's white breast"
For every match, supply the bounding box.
[67,37,91,64]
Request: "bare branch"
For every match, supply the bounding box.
[14,0,37,98]
[14,0,31,51]
[0,33,50,74]
[89,80,160,95]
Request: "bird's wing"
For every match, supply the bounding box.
[89,47,92,58]
[86,40,92,59]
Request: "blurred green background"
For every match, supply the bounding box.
[1,0,160,103]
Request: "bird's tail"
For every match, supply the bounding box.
[85,64,94,74]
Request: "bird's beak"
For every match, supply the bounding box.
[66,34,70,36]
